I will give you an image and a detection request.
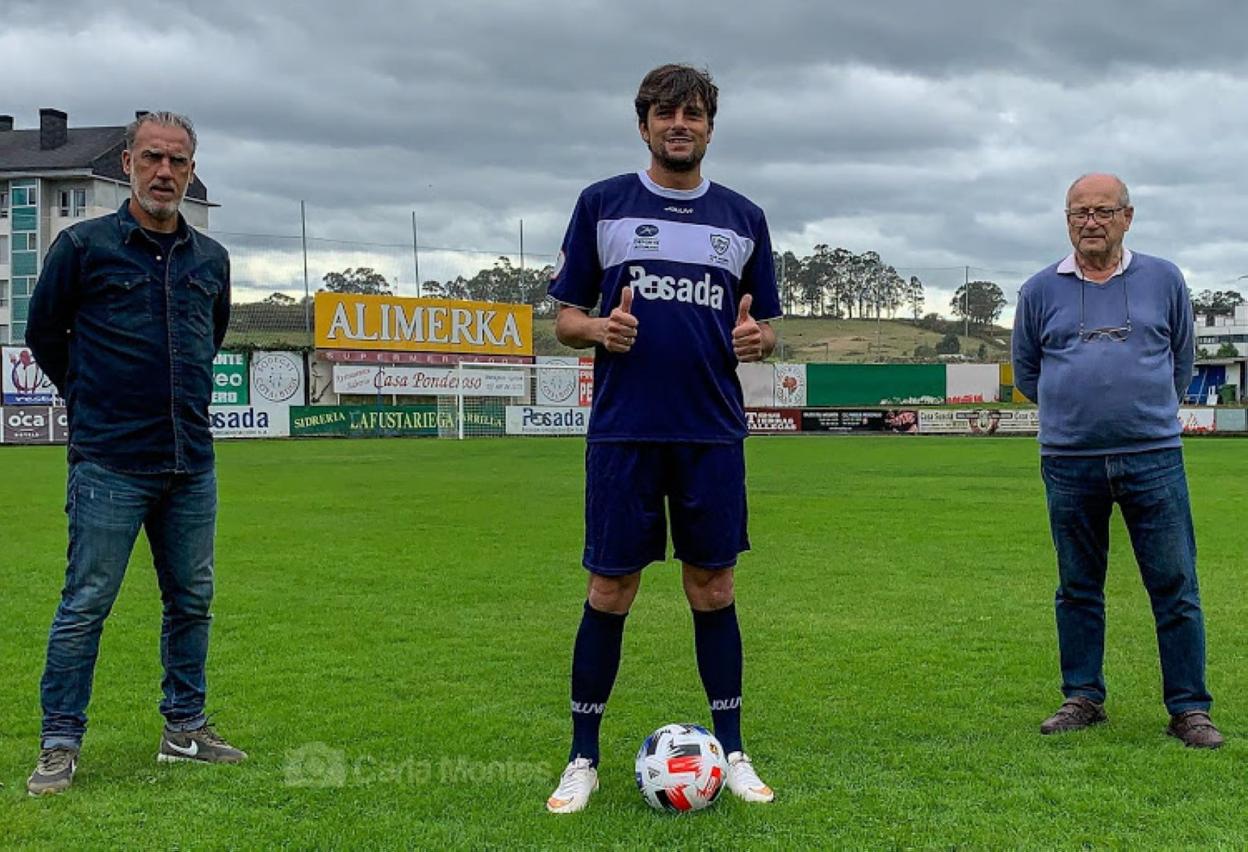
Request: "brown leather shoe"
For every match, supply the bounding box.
[1040,696,1107,734]
[1167,710,1224,749]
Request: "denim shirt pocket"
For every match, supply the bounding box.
[185,275,222,338]
[103,275,154,329]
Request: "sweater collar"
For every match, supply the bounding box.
[1057,248,1133,281]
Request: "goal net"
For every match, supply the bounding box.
[440,360,592,439]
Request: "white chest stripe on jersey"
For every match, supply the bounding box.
[597,218,755,278]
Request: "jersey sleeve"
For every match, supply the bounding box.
[741,210,782,321]
[547,191,602,313]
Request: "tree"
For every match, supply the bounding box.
[262,292,296,305]
[774,250,802,316]
[1192,289,1245,318]
[321,267,392,295]
[1216,342,1239,358]
[950,280,1006,327]
[906,275,925,322]
[935,333,961,355]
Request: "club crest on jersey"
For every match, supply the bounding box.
[632,224,660,251]
[710,234,730,255]
[627,265,724,310]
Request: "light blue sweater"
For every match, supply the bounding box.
[1012,252,1194,455]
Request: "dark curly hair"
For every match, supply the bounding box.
[634,64,718,127]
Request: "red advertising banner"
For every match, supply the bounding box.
[745,408,801,434]
[321,350,532,365]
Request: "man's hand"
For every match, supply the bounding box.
[732,294,765,362]
[603,285,638,353]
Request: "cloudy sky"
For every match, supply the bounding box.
[6,0,1248,319]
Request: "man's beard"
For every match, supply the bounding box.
[136,188,182,221]
[651,140,703,173]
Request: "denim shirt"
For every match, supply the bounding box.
[26,201,231,474]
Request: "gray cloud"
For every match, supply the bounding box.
[4,0,1247,312]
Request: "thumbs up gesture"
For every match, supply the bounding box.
[732,293,764,362]
[603,284,639,353]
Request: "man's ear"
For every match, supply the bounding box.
[121,148,132,177]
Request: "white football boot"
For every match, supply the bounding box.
[726,751,775,803]
[546,757,599,813]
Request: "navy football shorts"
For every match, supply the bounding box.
[583,441,749,576]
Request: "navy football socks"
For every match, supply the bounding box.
[568,601,627,767]
[692,602,744,755]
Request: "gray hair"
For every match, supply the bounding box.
[125,111,197,155]
[1067,173,1130,207]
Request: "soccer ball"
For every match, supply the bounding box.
[634,723,727,812]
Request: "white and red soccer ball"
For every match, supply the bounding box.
[634,723,727,812]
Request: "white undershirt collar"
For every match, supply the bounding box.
[1057,248,1134,282]
[636,169,710,200]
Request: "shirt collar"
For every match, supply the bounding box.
[117,200,190,246]
[1057,248,1133,281]
[636,169,710,200]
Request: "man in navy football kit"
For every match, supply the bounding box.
[545,64,782,813]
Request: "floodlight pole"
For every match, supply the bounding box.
[964,266,970,338]
[412,211,421,299]
[301,201,310,335]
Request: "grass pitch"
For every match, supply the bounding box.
[1,436,1245,848]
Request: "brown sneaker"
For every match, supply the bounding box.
[1167,710,1224,749]
[1040,696,1107,734]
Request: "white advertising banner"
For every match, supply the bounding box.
[919,408,1040,434]
[773,363,807,408]
[250,351,306,405]
[308,352,340,406]
[3,346,62,406]
[945,364,1001,404]
[1178,407,1216,434]
[535,356,593,407]
[209,405,291,439]
[737,363,775,408]
[505,405,589,435]
[333,364,527,397]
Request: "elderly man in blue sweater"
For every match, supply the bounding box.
[1012,173,1221,749]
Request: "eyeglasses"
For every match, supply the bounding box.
[1066,207,1125,224]
[1079,276,1131,342]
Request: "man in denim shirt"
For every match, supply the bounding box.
[1013,173,1221,749]
[25,112,246,796]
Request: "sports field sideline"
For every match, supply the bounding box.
[1,437,1244,847]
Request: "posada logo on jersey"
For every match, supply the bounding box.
[627,265,724,310]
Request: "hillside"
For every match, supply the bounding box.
[530,316,1010,362]
[769,317,1011,363]
[224,311,1012,365]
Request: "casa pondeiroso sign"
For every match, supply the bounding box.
[314,293,533,356]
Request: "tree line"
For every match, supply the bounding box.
[233,246,1022,334]
[774,246,1006,327]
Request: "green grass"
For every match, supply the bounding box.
[1,437,1244,848]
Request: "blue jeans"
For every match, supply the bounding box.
[40,459,218,749]
[1041,447,1210,715]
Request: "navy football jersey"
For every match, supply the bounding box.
[548,171,781,443]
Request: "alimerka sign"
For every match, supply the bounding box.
[314,293,533,356]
